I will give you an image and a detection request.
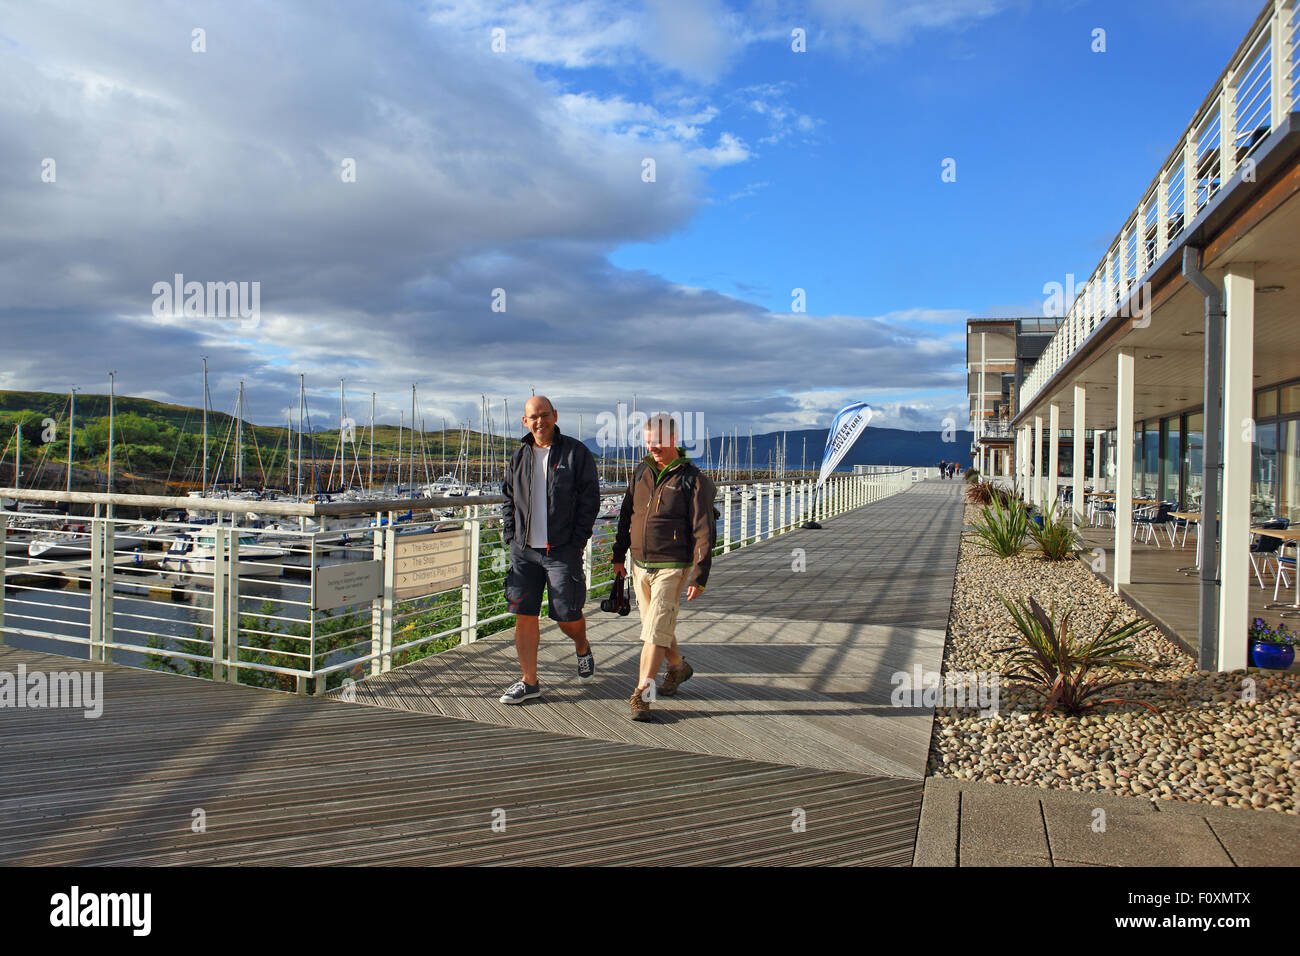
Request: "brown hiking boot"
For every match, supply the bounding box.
[659,658,693,696]
[629,685,654,721]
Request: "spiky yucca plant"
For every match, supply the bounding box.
[1028,501,1081,560]
[998,594,1164,721]
[968,494,1030,558]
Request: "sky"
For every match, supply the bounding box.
[0,0,1270,441]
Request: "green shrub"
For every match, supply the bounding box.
[1028,502,1081,561]
[968,495,1030,558]
[998,594,1164,721]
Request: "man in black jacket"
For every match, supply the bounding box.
[498,395,600,704]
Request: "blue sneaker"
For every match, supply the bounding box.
[577,649,595,683]
[500,680,540,704]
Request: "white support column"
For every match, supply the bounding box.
[1219,265,1254,670]
[1032,415,1043,509]
[1017,428,1027,497]
[1115,350,1135,589]
[1072,386,1086,526]
[1048,403,1060,510]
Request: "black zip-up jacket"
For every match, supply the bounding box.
[501,426,600,551]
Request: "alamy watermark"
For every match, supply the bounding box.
[152,273,260,329]
[595,402,705,457]
[1042,273,1152,328]
[891,665,999,717]
[0,664,103,718]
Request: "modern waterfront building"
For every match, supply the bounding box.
[1011,0,1299,671]
[967,316,1062,478]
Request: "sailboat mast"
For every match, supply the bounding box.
[106,371,116,517]
[67,388,76,494]
[201,358,209,496]
[409,385,416,495]
[369,392,375,493]
[236,380,245,488]
[396,411,403,491]
[296,374,304,498]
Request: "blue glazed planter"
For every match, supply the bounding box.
[1031,516,1044,527]
[1250,641,1295,670]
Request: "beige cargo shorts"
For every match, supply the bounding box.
[630,562,689,648]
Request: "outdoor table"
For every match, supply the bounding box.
[1254,526,1300,615]
[1172,512,1204,571]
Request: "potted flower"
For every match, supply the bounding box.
[1249,619,1297,670]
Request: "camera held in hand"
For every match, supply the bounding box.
[600,572,631,615]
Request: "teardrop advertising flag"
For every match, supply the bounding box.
[817,402,872,487]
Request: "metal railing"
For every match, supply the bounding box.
[1,468,920,694]
[975,419,1014,440]
[1019,0,1298,413]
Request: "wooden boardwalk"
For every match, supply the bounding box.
[342,480,963,778]
[0,480,965,865]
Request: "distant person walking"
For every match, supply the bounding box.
[612,413,714,721]
[498,395,600,704]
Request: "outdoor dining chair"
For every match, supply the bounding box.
[1133,502,1173,546]
[1250,519,1288,589]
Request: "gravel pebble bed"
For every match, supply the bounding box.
[925,504,1300,814]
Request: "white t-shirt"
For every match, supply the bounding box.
[529,444,549,548]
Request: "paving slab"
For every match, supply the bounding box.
[1042,801,1234,866]
[958,784,1051,863]
[1206,818,1300,866]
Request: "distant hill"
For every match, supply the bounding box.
[585,425,973,471]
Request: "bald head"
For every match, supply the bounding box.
[522,395,558,446]
[524,395,555,416]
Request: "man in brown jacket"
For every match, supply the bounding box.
[612,413,714,721]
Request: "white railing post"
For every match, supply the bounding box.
[226,521,239,683]
[101,516,115,664]
[1117,229,1129,303]
[1219,76,1237,188]
[0,514,6,645]
[1184,130,1198,217]
[723,486,733,552]
[381,518,395,670]
[212,520,226,682]
[304,557,316,696]
[299,525,312,695]
[88,503,102,661]
[767,482,775,539]
[462,506,481,645]
[740,487,749,548]
[370,511,383,677]
[584,532,594,589]
[1157,169,1170,256]
[1272,1,1293,124]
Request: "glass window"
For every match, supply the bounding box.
[1283,385,1300,417]
[1143,422,1159,497]
[1183,413,1203,511]
[1281,421,1299,524]
[1162,417,1180,503]
[1133,424,1144,496]
[1253,422,1280,519]
[1258,388,1279,419]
